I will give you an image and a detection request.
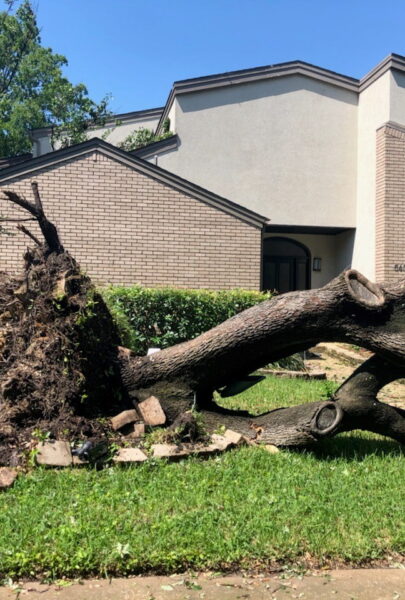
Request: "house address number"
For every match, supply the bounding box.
[394,264,405,272]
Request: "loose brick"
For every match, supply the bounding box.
[121,422,146,439]
[0,467,18,490]
[223,429,245,446]
[36,441,72,467]
[113,448,148,463]
[151,444,191,459]
[111,409,140,431]
[137,396,166,426]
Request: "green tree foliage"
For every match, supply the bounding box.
[0,0,110,157]
[117,119,172,152]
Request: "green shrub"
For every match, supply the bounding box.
[101,285,271,355]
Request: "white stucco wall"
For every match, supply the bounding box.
[156,75,358,228]
[353,72,391,280]
[264,231,354,289]
[388,71,405,124]
[90,115,161,145]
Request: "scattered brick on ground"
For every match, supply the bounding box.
[0,467,18,490]
[137,396,166,426]
[36,441,72,467]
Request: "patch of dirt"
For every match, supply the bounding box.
[306,344,405,409]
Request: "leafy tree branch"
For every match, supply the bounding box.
[0,0,111,157]
[117,119,172,152]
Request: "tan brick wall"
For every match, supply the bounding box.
[376,123,405,283]
[0,151,261,289]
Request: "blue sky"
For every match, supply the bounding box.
[10,0,405,114]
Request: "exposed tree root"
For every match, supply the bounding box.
[0,186,130,464]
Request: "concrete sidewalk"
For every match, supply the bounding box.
[0,569,404,599]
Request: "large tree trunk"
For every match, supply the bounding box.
[120,270,404,397]
[119,263,405,446]
[1,186,405,461]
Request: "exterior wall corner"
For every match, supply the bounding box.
[375,122,405,283]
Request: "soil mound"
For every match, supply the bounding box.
[0,246,128,466]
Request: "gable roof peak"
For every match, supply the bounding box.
[0,137,267,230]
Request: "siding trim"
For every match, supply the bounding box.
[130,135,179,159]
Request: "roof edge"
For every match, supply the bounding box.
[0,137,267,229]
[156,59,361,133]
[31,106,165,137]
[156,53,405,134]
[130,135,179,159]
[359,54,405,91]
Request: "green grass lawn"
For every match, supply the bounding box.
[215,374,337,413]
[0,376,404,579]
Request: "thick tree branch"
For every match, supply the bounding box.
[31,181,43,213]
[169,355,405,447]
[2,183,64,254]
[332,355,405,444]
[3,189,38,217]
[16,223,41,246]
[120,269,405,400]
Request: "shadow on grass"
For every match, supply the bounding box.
[293,432,404,461]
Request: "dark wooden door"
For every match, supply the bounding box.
[263,238,310,293]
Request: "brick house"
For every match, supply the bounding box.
[3,53,405,291]
[0,140,264,288]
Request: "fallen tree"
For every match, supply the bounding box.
[0,185,404,465]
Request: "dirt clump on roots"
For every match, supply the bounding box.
[0,246,130,466]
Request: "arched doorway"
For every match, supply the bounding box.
[262,237,310,293]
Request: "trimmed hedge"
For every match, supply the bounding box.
[101,285,272,355]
